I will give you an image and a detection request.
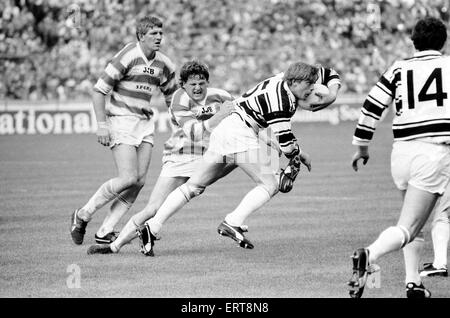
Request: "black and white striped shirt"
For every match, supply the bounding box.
[233,73,300,157]
[354,50,450,145]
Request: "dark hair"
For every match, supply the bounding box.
[136,16,163,41]
[283,62,319,85]
[411,17,447,51]
[179,60,210,85]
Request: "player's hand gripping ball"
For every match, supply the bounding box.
[297,84,330,111]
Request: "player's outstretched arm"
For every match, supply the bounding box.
[351,145,369,172]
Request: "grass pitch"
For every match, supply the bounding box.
[1,121,448,298]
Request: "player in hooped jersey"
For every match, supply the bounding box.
[70,16,177,246]
[134,62,318,255]
[86,60,237,255]
[348,17,450,298]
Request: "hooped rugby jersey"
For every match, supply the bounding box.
[353,50,450,145]
[162,87,233,162]
[94,42,177,118]
[234,66,340,157]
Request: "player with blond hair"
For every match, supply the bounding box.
[135,61,319,256]
[70,16,177,245]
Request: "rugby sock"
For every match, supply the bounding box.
[431,213,449,268]
[225,185,271,227]
[367,225,410,263]
[146,187,189,235]
[79,180,118,221]
[110,216,140,251]
[403,232,424,285]
[97,194,133,237]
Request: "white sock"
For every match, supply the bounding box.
[225,185,271,227]
[109,242,119,253]
[110,217,139,252]
[147,187,189,235]
[80,180,118,221]
[97,194,133,237]
[403,233,424,285]
[432,212,449,268]
[368,225,410,263]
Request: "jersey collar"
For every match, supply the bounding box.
[137,42,156,65]
[413,50,442,57]
[282,80,296,106]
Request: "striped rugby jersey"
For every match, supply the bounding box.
[162,87,233,162]
[94,42,177,118]
[234,66,340,157]
[353,50,450,145]
[233,67,329,157]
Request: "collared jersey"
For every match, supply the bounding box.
[354,50,450,145]
[94,42,177,118]
[163,87,233,162]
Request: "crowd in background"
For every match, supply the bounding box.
[1,0,449,101]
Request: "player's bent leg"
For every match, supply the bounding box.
[225,157,278,226]
[366,186,438,264]
[397,185,439,242]
[139,160,226,255]
[78,145,139,222]
[208,163,237,185]
[145,182,207,236]
[110,176,188,253]
[96,143,152,241]
[218,151,278,249]
[72,179,121,244]
[96,181,144,242]
[146,159,226,234]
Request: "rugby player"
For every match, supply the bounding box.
[136,62,320,255]
[70,16,177,245]
[349,17,450,298]
[86,60,236,255]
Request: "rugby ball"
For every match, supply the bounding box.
[297,84,330,111]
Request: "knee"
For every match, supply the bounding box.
[120,173,139,188]
[260,177,279,197]
[179,182,206,201]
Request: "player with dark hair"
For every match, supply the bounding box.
[135,61,318,256]
[349,17,450,298]
[70,16,177,245]
[86,60,236,255]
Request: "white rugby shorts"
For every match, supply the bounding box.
[205,113,260,158]
[391,140,450,194]
[108,115,155,148]
[159,158,201,178]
